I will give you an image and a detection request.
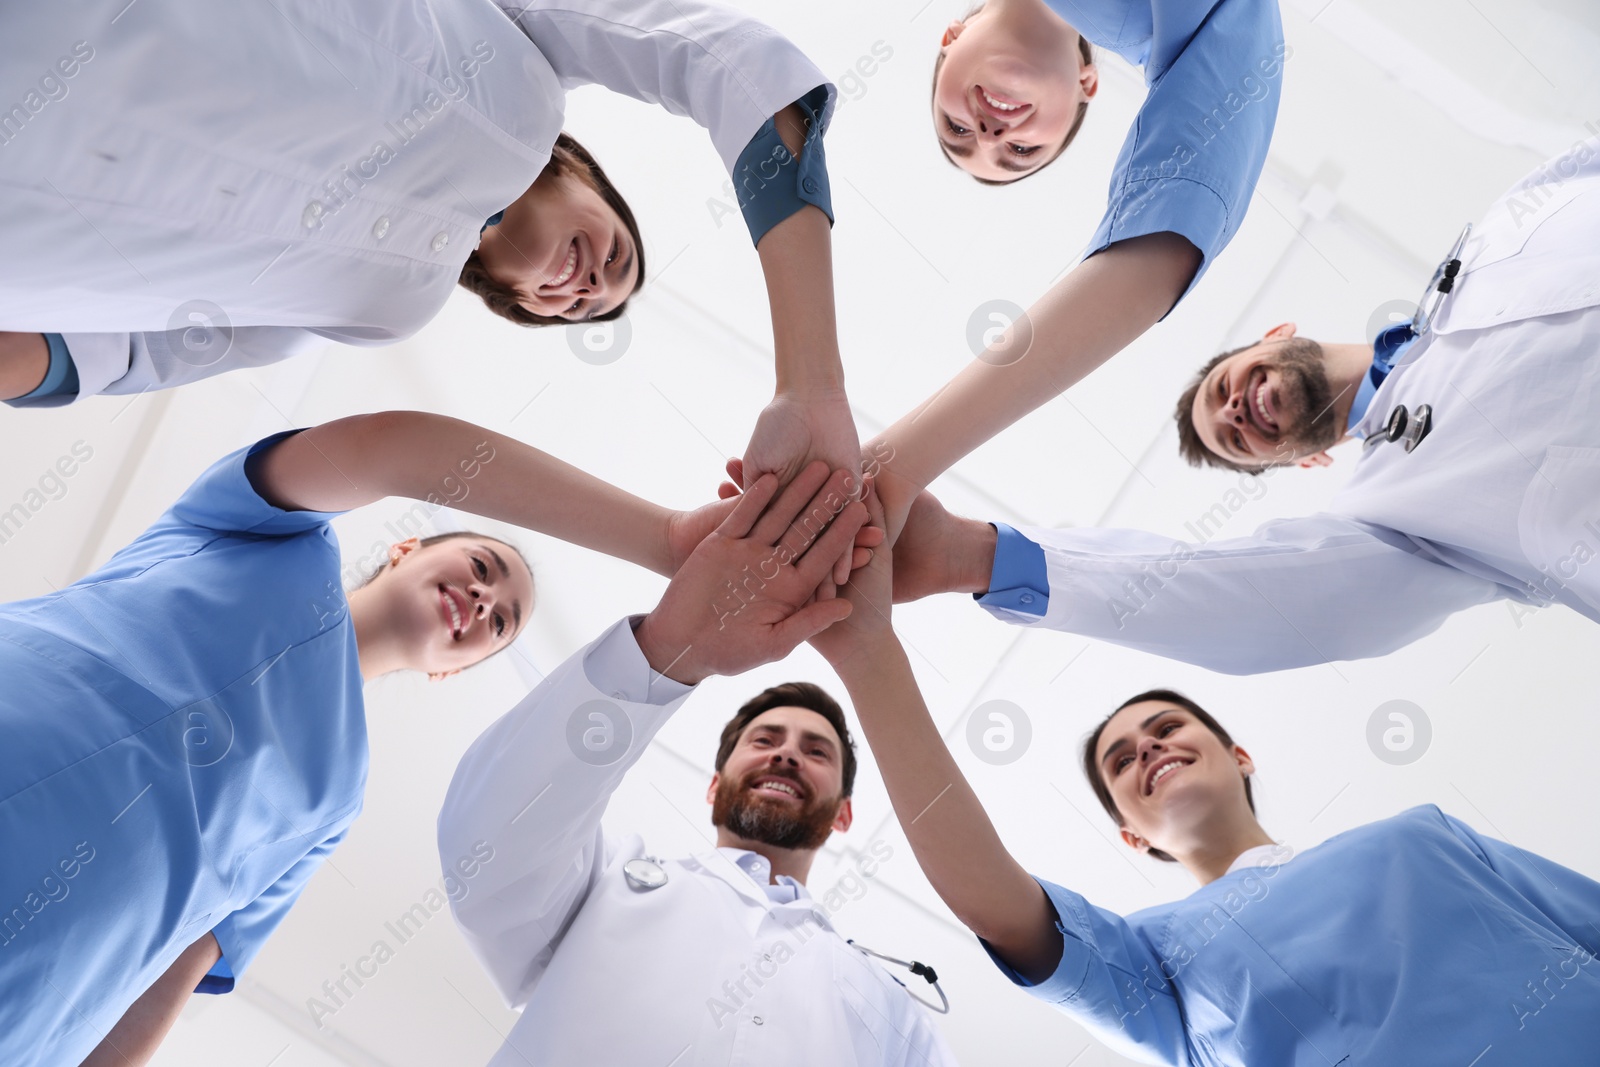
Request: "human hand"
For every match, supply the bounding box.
[741,388,862,584]
[635,462,868,685]
[720,458,882,574]
[807,481,896,675]
[664,494,742,575]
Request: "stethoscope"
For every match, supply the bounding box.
[848,940,950,1015]
[621,858,950,1014]
[1364,222,1472,455]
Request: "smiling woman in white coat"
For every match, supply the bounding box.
[0,0,863,497]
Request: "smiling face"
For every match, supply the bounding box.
[1191,337,1342,468]
[358,536,534,678]
[478,169,641,323]
[1092,700,1255,858]
[932,5,1096,182]
[708,706,852,852]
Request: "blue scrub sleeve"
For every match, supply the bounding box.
[734,85,834,245]
[1082,0,1285,308]
[1444,811,1600,952]
[201,828,349,993]
[3,333,79,408]
[975,523,1049,617]
[165,429,349,538]
[980,877,1190,1063]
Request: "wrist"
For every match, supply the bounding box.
[829,628,904,682]
[959,520,999,595]
[633,612,706,686]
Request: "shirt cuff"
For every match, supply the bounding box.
[581,616,694,706]
[4,333,79,408]
[974,523,1049,617]
[734,84,834,246]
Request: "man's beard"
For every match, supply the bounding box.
[711,768,841,851]
[1268,339,1342,459]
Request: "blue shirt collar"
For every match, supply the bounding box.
[479,209,505,236]
[1348,324,1421,434]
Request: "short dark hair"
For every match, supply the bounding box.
[931,23,1094,186]
[715,682,859,797]
[1079,688,1256,863]
[1174,342,1259,472]
[458,132,646,327]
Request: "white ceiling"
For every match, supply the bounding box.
[5,1,1599,1064]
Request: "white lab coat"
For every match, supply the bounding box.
[983,137,1600,674]
[437,619,958,1067]
[0,0,828,400]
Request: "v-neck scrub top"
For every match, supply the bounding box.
[988,806,1600,1065]
[0,431,365,1067]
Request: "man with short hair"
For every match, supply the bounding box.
[889,136,1600,674]
[437,463,954,1066]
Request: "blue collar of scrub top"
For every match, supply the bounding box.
[479,210,505,236]
[1347,323,1421,436]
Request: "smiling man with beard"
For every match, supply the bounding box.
[878,137,1600,675]
[436,463,954,1067]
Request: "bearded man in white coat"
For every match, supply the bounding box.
[884,135,1600,674]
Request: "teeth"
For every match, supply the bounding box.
[1255,382,1273,429]
[443,589,462,637]
[756,781,799,798]
[550,243,577,286]
[1149,761,1186,791]
[982,90,1021,112]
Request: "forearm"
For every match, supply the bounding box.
[81,933,221,1067]
[834,635,1057,963]
[757,103,844,395]
[875,233,1200,489]
[263,412,677,575]
[0,331,49,400]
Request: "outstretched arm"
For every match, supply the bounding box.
[870,233,1200,539]
[810,488,1062,982]
[247,411,687,577]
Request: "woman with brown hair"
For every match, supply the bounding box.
[2,0,863,515]
[808,486,1600,1065]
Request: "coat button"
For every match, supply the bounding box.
[372,217,391,240]
[301,202,324,229]
[752,1016,764,1026]
[1019,593,1034,605]
[802,177,819,195]
[431,231,450,252]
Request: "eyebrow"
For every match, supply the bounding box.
[1100,710,1177,770]
[936,133,1037,175]
[483,545,523,634]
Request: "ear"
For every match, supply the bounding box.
[388,537,422,566]
[1296,451,1335,469]
[941,19,965,48]
[1262,322,1297,342]
[1079,60,1099,100]
[1119,828,1148,853]
[1232,744,1256,779]
[831,797,854,834]
[427,669,460,682]
[705,773,721,807]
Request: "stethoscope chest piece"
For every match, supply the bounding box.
[1366,403,1432,454]
[623,857,668,891]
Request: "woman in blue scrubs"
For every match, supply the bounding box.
[867,0,1286,542]
[810,492,1600,1065]
[0,409,756,1067]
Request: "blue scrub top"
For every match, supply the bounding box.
[1047,0,1285,304]
[0,430,365,1067]
[987,806,1600,1065]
